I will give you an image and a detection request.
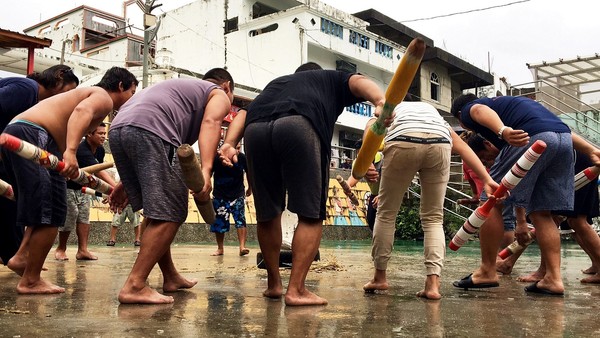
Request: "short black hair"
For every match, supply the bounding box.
[403,93,421,102]
[27,65,79,88]
[462,131,486,153]
[203,68,234,91]
[95,67,138,92]
[295,62,322,73]
[450,93,478,118]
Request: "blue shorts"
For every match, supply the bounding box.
[488,132,574,214]
[1,122,67,227]
[210,196,246,233]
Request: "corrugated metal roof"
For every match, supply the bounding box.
[0,28,52,49]
[527,54,600,88]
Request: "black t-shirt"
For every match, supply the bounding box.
[245,70,362,154]
[66,139,105,190]
[212,152,247,200]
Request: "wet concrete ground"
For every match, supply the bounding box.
[1,241,600,337]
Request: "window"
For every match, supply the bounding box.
[430,72,440,101]
[346,102,373,117]
[349,30,369,49]
[39,26,51,35]
[336,60,356,73]
[55,19,70,30]
[251,2,278,19]
[320,18,343,39]
[72,35,80,52]
[224,17,238,34]
[91,16,117,28]
[249,23,278,37]
[375,41,393,59]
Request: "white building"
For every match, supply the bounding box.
[12,0,492,157]
[155,0,492,155]
[20,3,147,80]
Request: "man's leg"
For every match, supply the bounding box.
[469,205,505,284]
[212,233,225,256]
[7,226,32,276]
[527,211,564,294]
[75,194,96,260]
[233,198,249,256]
[518,258,546,282]
[159,246,198,292]
[54,230,70,261]
[108,226,118,244]
[237,227,249,256]
[364,143,420,292]
[257,214,283,298]
[568,216,600,283]
[17,226,64,294]
[76,222,97,260]
[211,198,227,256]
[0,196,23,270]
[134,225,141,243]
[55,190,78,261]
[285,216,327,306]
[118,219,180,304]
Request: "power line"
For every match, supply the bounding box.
[400,0,531,23]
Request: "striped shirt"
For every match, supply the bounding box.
[385,101,452,144]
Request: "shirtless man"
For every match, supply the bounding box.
[0,67,138,294]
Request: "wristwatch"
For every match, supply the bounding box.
[497,126,508,139]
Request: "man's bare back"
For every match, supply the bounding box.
[13,87,114,153]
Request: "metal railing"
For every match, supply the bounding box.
[510,79,600,147]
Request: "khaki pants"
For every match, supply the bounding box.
[372,132,451,276]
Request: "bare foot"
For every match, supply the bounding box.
[16,278,65,294]
[54,250,69,261]
[76,251,98,260]
[163,275,198,292]
[363,279,389,292]
[496,258,513,275]
[582,266,598,275]
[417,290,442,300]
[239,248,250,256]
[211,249,224,256]
[118,285,175,304]
[417,276,442,300]
[7,256,26,276]
[517,271,543,283]
[581,273,600,284]
[263,286,284,299]
[285,289,328,306]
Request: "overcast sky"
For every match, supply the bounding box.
[2,0,598,86]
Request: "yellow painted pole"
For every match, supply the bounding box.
[352,37,426,179]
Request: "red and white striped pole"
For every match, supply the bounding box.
[449,140,547,251]
[0,178,15,201]
[0,133,113,195]
[81,186,108,199]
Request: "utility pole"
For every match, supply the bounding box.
[139,0,162,88]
